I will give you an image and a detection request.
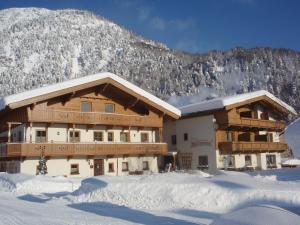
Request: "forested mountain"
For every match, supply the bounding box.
[1,8,300,111]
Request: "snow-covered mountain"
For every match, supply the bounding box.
[1,8,300,112]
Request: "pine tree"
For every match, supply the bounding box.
[38,150,47,175]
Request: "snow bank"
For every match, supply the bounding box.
[282,158,300,166]
[0,173,81,194]
[211,205,300,225]
[71,171,300,212]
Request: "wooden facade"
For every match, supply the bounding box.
[213,100,290,154]
[0,76,178,160]
[0,143,167,158]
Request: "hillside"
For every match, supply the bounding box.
[0,8,300,112]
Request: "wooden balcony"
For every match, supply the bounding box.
[0,142,167,158]
[223,117,285,130]
[28,110,162,127]
[218,141,288,154]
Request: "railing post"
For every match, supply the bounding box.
[7,122,11,143]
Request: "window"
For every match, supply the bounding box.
[171,135,177,145]
[226,132,233,142]
[143,161,149,170]
[105,103,115,113]
[35,130,46,143]
[69,131,80,142]
[108,163,114,172]
[198,156,209,170]
[120,132,130,142]
[266,154,277,168]
[267,133,273,142]
[81,101,92,112]
[70,164,79,175]
[141,133,149,143]
[18,131,22,142]
[180,154,192,169]
[245,155,252,166]
[122,162,129,171]
[184,133,188,141]
[108,132,114,142]
[94,131,103,142]
[226,156,235,168]
[240,111,252,118]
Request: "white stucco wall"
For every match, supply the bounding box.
[164,115,218,174]
[19,155,158,177]
[23,123,155,143]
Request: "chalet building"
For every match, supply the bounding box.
[0,72,180,177]
[164,91,297,173]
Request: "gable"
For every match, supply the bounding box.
[0,73,181,119]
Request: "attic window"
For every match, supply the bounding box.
[81,101,92,112]
[105,103,115,113]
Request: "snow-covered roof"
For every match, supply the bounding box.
[0,72,181,118]
[179,90,297,116]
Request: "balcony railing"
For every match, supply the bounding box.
[226,117,285,130]
[28,109,162,127]
[0,142,167,157]
[218,141,288,153]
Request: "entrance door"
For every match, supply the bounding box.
[94,159,104,176]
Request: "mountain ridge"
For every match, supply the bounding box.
[0,7,300,113]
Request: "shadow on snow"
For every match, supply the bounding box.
[69,202,203,225]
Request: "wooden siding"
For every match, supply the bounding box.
[218,141,288,153]
[214,110,285,130]
[0,142,167,157]
[28,109,162,127]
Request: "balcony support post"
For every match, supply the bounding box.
[159,127,163,142]
[29,122,33,143]
[7,122,11,143]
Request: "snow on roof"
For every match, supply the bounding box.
[0,72,181,117]
[179,90,297,115]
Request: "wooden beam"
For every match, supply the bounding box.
[7,122,11,143]
[124,98,139,110]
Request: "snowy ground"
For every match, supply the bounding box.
[1,169,300,225]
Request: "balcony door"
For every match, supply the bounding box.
[94,159,104,176]
[35,130,46,143]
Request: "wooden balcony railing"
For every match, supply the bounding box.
[226,117,285,130]
[0,142,167,157]
[28,110,162,127]
[218,141,288,153]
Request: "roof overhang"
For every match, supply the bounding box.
[0,72,181,119]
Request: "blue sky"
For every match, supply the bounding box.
[1,0,299,53]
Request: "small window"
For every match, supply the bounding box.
[36,130,46,143]
[69,131,80,142]
[70,164,79,175]
[198,156,209,170]
[94,131,103,142]
[143,161,149,170]
[245,155,252,166]
[108,163,114,172]
[227,156,235,168]
[120,132,130,142]
[105,103,115,113]
[141,133,149,143]
[171,135,177,145]
[108,132,114,142]
[81,101,92,112]
[122,162,129,171]
[266,154,276,168]
[18,131,22,142]
[184,133,188,141]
